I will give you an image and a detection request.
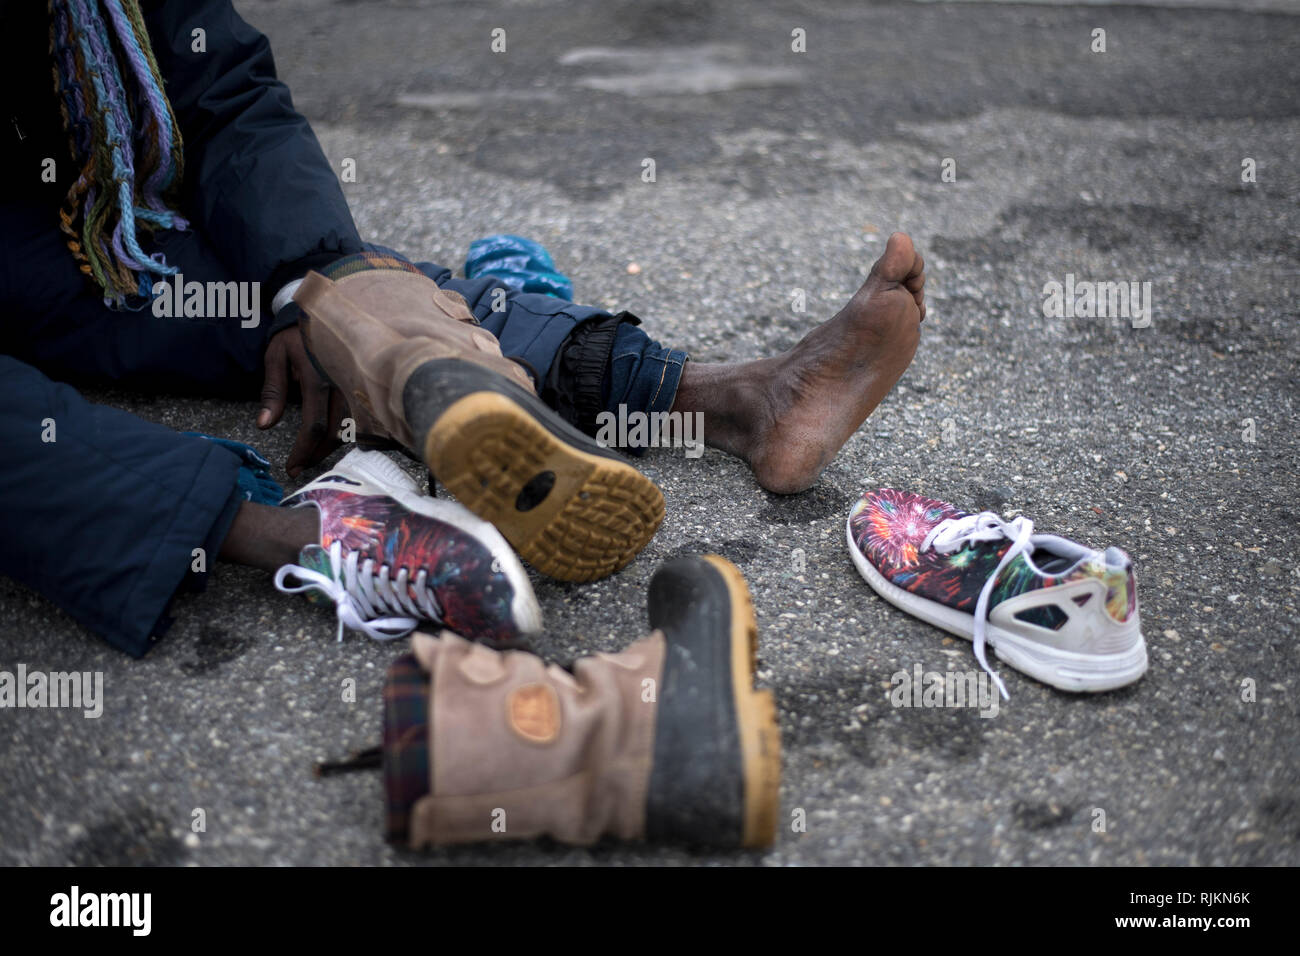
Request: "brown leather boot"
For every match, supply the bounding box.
[293,268,664,582]
[382,555,781,848]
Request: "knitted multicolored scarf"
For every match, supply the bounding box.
[49,0,188,309]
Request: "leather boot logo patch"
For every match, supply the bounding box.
[507,683,561,744]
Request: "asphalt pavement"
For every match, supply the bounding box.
[1,0,1297,866]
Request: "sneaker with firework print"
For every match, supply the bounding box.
[847,488,1146,695]
[274,449,541,644]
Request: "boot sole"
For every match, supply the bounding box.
[646,555,782,847]
[704,555,783,847]
[409,361,665,582]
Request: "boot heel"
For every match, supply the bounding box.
[742,688,782,847]
[701,555,781,847]
[646,556,782,848]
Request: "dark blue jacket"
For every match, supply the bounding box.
[0,0,364,657]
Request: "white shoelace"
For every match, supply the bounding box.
[273,541,444,642]
[921,511,1037,700]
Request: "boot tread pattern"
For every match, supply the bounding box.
[429,393,664,581]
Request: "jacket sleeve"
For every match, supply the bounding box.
[142,0,363,301]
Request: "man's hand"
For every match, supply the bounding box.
[257,327,346,478]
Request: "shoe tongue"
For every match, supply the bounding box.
[950,515,1102,575]
[348,448,418,494]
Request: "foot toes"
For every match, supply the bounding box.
[870,232,918,284]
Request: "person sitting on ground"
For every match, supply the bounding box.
[2,0,925,657]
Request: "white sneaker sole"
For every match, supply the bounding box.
[845,518,1147,693]
[300,449,543,636]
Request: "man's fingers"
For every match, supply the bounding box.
[309,387,347,467]
[258,337,288,429]
[286,376,331,478]
[327,387,347,445]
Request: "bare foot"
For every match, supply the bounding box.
[673,232,925,494]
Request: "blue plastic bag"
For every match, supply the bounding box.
[464,234,574,300]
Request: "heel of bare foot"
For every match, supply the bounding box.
[675,233,925,495]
